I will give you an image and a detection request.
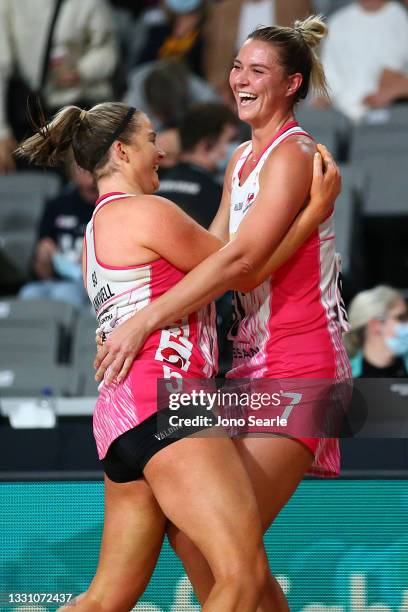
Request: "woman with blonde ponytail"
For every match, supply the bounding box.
[91,16,350,611]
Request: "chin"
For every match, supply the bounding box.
[238,110,256,125]
[237,105,258,123]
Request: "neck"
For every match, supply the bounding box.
[97,174,143,199]
[363,337,395,368]
[250,108,295,158]
[180,150,213,172]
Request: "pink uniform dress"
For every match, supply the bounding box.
[227,122,351,477]
[84,192,218,460]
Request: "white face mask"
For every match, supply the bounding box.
[385,323,408,357]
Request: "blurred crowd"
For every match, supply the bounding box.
[1,0,408,172]
[0,0,407,376]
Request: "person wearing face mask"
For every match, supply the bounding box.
[18,162,97,310]
[345,286,408,378]
[157,102,239,229]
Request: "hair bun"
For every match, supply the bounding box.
[294,15,328,49]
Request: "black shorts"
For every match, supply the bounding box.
[102,407,213,483]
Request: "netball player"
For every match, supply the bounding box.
[93,16,350,611]
[17,104,271,612]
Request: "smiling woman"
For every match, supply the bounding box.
[14,101,271,612]
[90,15,350,612]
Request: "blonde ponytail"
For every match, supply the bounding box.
[294,15,329,99]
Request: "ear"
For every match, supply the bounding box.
[286,73,303,98]
[112,140,130,163]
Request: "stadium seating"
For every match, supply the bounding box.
[0,231,36,284]
[349,105,408,162]
[0,172,61,287]
[71,310,98,394]
[0,297,76,330]
[0,172,61,231]
[359,156,408,216]
[333,165,364,278]
[0,364,80,397]
[0,319,59,367]
[0,298,77,363]
[296,106,351,161]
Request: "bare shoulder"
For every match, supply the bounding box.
[259,135,315,192]
[125,194,180,218]
[265,134,315,172]
[279,134,316,159]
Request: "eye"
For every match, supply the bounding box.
[253,69,263,74]
[233,64,241,70]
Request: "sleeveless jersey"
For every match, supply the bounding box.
[227,122,352,477]
[84,192,218,458]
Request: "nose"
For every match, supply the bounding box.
[158,148,166,160]
[236,68,250,88]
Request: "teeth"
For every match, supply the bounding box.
[238,92,257,99]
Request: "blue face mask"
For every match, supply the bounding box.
[165,0,202,14]
[216,141,240,174]
[385,323,408,357]
[52,253,82,282]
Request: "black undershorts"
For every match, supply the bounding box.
[102,407,213,483]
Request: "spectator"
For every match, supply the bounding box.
[316,0,408,121]
[203,0,312,101]
[124,59,218,131]
[109,0,159,19]
[18,164,97,309]
[157,102,239,228]
[132,0,208,77]
[0,0,119,173]
[344,286,408,378]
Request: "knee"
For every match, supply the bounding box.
[220,546,269,596]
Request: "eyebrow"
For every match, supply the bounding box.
[233,59,269,70]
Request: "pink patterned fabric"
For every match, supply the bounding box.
[228,125,351,477]
[85,193,218,459]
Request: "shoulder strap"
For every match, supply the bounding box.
[39,0,65,89]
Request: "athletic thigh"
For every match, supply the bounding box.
[143,436,265,576]
[234,436,314,530]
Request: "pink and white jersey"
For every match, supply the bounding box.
[227,122,351,477]
[85,192,218,459]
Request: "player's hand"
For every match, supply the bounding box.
[309,144,341,220]
[94,312,150,384]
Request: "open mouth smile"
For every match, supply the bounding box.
[237,91,259,107]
